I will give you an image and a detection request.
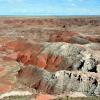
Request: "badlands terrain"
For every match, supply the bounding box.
[0,16,100,100]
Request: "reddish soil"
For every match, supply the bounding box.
[0,17,100,98]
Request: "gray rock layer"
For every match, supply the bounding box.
[18,65,100,96]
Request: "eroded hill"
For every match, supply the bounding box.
[0,16,100,100]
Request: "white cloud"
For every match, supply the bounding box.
[71,3,76,6]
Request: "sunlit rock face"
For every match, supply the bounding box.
[0,17,100,99]
[4,40,84,71]
[3,40,99,73]
[17,65,100,96]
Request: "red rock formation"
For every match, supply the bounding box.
[84,35,100,42]
[2,39,86,72]
[0,60,20,93]
[0,66,5,72]
[0,84,12,93]
[3,40,65,72]
[0,17,100,98]
[5,40,32,51]
[49,31,78,43]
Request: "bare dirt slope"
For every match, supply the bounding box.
[0,16,100,100]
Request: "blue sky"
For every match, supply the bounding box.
[0,0,100,15]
